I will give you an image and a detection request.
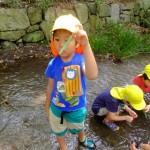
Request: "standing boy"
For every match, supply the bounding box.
[45,14,98,150]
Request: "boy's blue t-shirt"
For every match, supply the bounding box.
[92,88,120,115]
[45,53,86,112]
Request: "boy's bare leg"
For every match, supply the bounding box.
[78,130,85,142]
[56,136,67,150]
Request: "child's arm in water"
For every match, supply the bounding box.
[130,142,150,150]
[125,105,138,118]
[105,111,134,123]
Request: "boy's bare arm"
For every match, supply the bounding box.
[130,143,150,150]
[73,27,98,80]
[125,105,138,118]
[83,43,98,80]
[107,112,134,123]
[46,78,54,119]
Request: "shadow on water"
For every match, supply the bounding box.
[0,54,150,150]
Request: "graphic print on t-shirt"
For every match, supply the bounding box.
[52,80,79,107]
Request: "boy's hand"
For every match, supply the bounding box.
[130,142,138,150]
[128,110,138,118]
[73,25,89,48]
[143,104,150,112]
[126,115,134,123]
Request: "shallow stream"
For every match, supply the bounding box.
[0,54,150,150]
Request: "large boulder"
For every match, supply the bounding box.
[0,8,30,31]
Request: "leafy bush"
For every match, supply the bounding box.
[2,0,80,8]
[2,0,21,8]
[89,23,145,59]
[35,0,54,9]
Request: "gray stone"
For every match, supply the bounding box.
[106,17,113,24]
[111,4,120,24]
[1,41,16,49]
[143,0,150,11]
[27,7,42,25]
[89,15,103,31]
[56,9,77,18]
[27,25,40,33]
[44,7,56,23]
[40,21,53,40]
[97,4,111,17]
[139,10,145,18]
[75,3,89,24]
[0,30,26,41]
[123,10,132,15]
[0,8,30,31]
[120,14,131,23]
[16,39,23,43]
[22,31,44,42]
[121,2,135,10]
[87,2,97,15]
[136,0,144,9]
[83,22,91,35]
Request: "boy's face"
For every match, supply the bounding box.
[53,29,77,61]
[144,79,150,87]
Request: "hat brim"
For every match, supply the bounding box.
[130,99,146,110]
[138,73,143,76]
[110,87,124,100]
[138,72,150,79]
[50,27,74,33]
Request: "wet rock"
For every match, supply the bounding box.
[1,41,17,50]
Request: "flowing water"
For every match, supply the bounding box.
[0,54,150,150]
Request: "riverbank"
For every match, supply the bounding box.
[0,43,115,71]
[0,44,51,70]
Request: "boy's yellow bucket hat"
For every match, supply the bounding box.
[51,14,81,33]
[125,85,146,110]
[111,85,146,110]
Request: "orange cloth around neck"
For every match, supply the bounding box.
[50,37,83,57]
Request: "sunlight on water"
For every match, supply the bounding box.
[0,54,150,150]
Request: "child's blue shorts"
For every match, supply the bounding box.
[49,103,87,136]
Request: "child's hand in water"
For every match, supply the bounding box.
[130,142,139,150]
[126,115,134,123]
[143,104,150,112]
[128,110,138,118]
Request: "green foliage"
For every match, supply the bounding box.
[2,0,37,8]
[95,0,105,4]
[89,23,147,59]
[3,0,21,8]
[140,17,150,30]
[138,34,150,53]
[2,0,77,8]
[35,0,54,9]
